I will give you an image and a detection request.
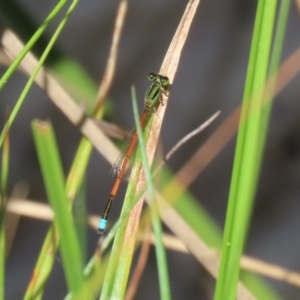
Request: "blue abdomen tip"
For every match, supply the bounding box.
[98,219,107,231]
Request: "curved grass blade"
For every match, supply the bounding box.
[132,87,171,300]
[240,1,290,297]
[214,1,277,299]
[31,120,89,299]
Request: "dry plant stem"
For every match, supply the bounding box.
[6,198,99,229]
[93,0,127,115]
[1,30,119,166]
[153,110,221,176]
[165,110,220,161]
[7,198,54,221]
[142,233,300,289]
[128,1,250,296]
[122,0,200,253]
[0,50,11,67]
[240,256,300,288]
[124,228,151,300]
[7,197,300,288]
[176,106,241,187]
[109,1,254,298]
[109,4,202,298]
[296,0,300,11]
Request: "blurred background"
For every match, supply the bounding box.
[1,0,300,299]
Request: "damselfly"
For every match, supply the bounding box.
[98,72,170,234]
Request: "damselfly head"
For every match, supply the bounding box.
[148,72,169,87]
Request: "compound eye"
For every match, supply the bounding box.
[161,76,169,86]
[148,72,157,81]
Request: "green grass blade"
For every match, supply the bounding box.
[25,123,95,299]
[150,211,171,300]
[214,1,277,299]
[0,0,79,148]
[132,87,171,300]
[0,117,9,300]
[0,2,99,113]
[0,120,9,203]
[100,163,140,299]
[257,0,291,154]
[269,0,290,77]
[239,2,290,298]
[24,5,109,290]
[31,120,87,298]
[239,3,290,297]
[0,0,67,93]
[24,225,59,300]
[100,91,152,300]
[0,204,4,300]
